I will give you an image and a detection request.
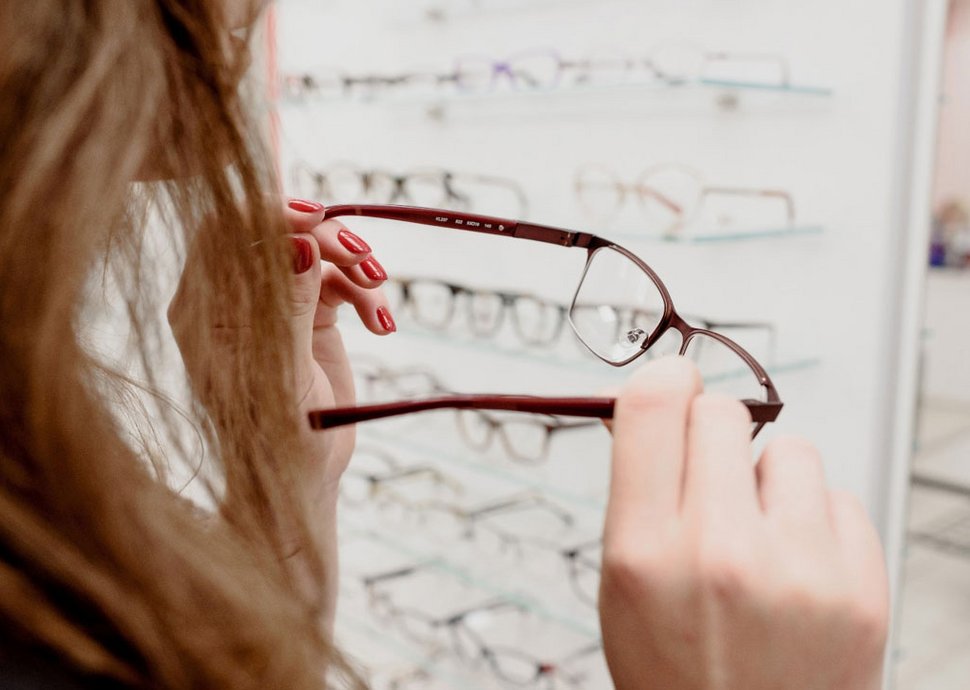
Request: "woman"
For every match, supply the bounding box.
[0,1,890,688]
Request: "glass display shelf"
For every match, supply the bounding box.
[343,316,821,384]
[278,77,834,113]
[606,223,825,245]
[342,524,602,637]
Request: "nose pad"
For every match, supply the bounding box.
[624,328,647,346]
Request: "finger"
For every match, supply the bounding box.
[310,219,377,269]
[284,198,327,232]
[606,356,703,537]
[683,393,759,520]
[828,490,890,639]
[316,264,395,337]
[287,234,323,371]
[756,436,830,531]
[339,256,388,289]
[596,385,622,434]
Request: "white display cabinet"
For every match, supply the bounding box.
[271,1,947,687]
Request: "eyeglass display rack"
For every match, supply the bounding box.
[272,0,945,687]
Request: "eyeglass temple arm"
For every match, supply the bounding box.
[308,395,783,430]
[323,204,596,249]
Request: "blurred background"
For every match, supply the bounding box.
[268,1,966,687]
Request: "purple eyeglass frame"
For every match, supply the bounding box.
[307,204,783,437]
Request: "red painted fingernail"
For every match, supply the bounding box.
[377,306,396,333]
[361,256,387,282]
[338,229,371,254]
[288,198,324,213]
[290,237,314,274]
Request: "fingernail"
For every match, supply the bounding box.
[361,256,387,282]
[290,237,314,274]
[288,198,324,214]
[377,306,396,333]
[338,229,372,254]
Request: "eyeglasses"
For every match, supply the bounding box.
[340,446,464,509]
[281,68,456,101]
[292,162,529,217]
[412,492,577,555]
[283,46,791,102]
[307,204,783,437]
[362,579,598,688]
[354,361,600,463]
[576,164,796,236]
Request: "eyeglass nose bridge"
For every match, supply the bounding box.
[493,61,516,84]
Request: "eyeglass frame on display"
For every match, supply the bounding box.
[306,204,782,437]
[353,360,601,463]
[340,446,465,508]
[359,582,597,689]
[292,162,530,218]
[575,163,797,237]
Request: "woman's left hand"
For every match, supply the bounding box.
[280,199,395,503]
[169,198,395,506]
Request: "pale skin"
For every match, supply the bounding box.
[602,358,889,689]
[174,1,891,684]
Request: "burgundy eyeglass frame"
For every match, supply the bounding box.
[306,204,783,437]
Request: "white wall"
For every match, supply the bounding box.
[273,1,937,686]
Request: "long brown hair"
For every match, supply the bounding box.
[0,1,358,687]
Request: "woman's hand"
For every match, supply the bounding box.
[169,198,394,506]
[600,357,889,690]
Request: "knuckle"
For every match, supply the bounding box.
[849,596,891,647]
[691,393,752,426]
[763,435,822,465]
[696,547,753,602]
[600,543,664,601]
[618,357,701,415]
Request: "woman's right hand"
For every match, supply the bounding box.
[600,357,889,690]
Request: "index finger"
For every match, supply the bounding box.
[605,357,702,541]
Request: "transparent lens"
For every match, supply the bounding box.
[467,291,505,337]
[508,52,561,89]
[577,53,636,87]
[576,166,622,223]
[397,371,442,399]
[403,172,449,207]
[641,325,683,361]
[396,610,441,645]
[684,333,767,403]
[291,166,324,199]
[570,248,666,364]
[361,171,397,204]
[340,471,373,506]
[491,650,540,684]
[572,558,601,607]
[457,410,494,450]
[499,419,549,463]
[383,279,407,314]
[455,57,495,92]
[324,165,366,202]
[513,296,563,346]
[450,625,483,665]
[650,44,704,84]
[637,165,704,235]
[408,280,455,329]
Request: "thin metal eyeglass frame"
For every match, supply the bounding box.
[305,204,783,437]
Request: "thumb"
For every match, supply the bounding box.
[287,232,321,362]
